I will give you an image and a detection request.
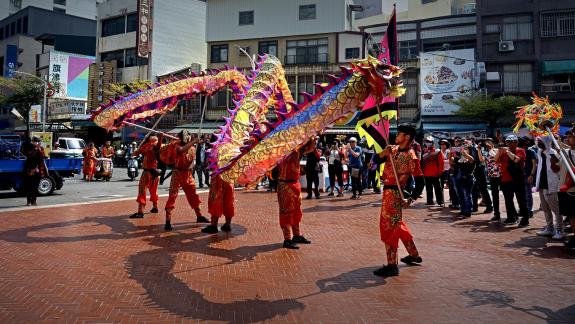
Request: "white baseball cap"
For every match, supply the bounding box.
[349,137,357,142]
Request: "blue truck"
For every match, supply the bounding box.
[0,135,82,196]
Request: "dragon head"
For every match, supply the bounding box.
[352,55,405,104]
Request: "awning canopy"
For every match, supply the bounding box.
[542,60,575,76]
[423,122,487,132]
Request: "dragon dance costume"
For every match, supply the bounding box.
[202,174,235,233]
[131,137,161,217]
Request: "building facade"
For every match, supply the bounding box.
[204,0,363,132]
[0,0,101,21]
[477,0,575,123]
[94,0,207,129]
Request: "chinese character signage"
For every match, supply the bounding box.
[419,49,475,116]
[49,51,95,100]
[49,100,87,120]
[137,0,153,58]
[87,61,116,111]
[3,44,18,78]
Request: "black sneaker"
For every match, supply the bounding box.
[150,207,159,213]
[373,264,399,277]
[292,235,311,244]
[201,225,218,234]
[400,255,423,265]
[483,207,493,214]
[196,215,210,223]
[164,222,173,231]
[283,239,299,249]
[130,212,144,219]
[518,217,529,228]
[503,217,517,224]
[490,214,501,221]
[327,192,334,197]
[449,204,460,209]
[350,195,357,200]
[336,192,344,197]
[221,223,232,232]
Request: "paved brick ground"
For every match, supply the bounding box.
[0,189,573,323]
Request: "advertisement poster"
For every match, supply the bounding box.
[49,51,95,100]
[29,105,42,123]
[49,100,86,120]
[30,132,53,156]
[419,48,475,116]
[3,44,18,78]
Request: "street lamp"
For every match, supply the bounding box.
[13,70,48,132]
[234,45,256,71]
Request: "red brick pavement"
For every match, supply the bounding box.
[0,190,573,323]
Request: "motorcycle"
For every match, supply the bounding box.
[114,146,126,167]
[127,156,139,180]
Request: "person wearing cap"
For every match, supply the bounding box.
[347,137,363,199]
[373,124,425,277]
[130,135,162,219]
[422,136,444,207]
[82,142,98,182]
[276,139,315,249]
[21,137,48,206]
[495,134,529,227]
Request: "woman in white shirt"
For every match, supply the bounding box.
[327,141,344,197]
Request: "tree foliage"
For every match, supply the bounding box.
[105,79,152,98]
[450,92,528,132]
[0,76,45,134]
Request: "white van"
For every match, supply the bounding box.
[57,137,86,156]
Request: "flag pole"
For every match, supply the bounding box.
[376,105,404,201]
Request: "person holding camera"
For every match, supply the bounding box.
[347,137,363,199]
[422,136,444,207]
[484,138,502,221]
[496,135,529,227]
[327,141,344,197]
[453,140,476,218]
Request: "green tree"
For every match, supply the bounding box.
[0,76,45,136]
[450,92,527,136]
[105,79,152,98]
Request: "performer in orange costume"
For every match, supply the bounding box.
[164,130,209,230]
[100,141,114,159]
[373,124,425,277]
[277,138,316,249]
[130,135,161,218]
[82,142,98,181]
[201,174,235,233]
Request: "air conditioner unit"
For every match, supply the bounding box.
[498,41,515,52]
[462,3,476,14]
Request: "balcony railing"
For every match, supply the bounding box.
[284,54,328,65]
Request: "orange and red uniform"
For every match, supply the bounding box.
[82,147,98,177]
[101,145,114,159]
[134,141,160,209]
[380,145,423,265]
[164,143,202,217]
[277,151,303,239]
[208,174,235,224]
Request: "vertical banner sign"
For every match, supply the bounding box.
[4,44,18,78]
[137,0,152,58]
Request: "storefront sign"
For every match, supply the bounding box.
[137,0,153,58]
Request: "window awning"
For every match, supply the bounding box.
[423,122,487,132]
[542,60,575,76]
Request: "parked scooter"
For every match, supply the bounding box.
[127,156,139,180]
[114,145,127,167]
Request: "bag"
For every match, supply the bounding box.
[351,167,360,178]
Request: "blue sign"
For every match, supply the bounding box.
[4,44,18,78]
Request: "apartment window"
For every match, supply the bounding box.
[258,40,277,56]
[101,16,125,37]
[484,24,500,33]
[127,13,138,33]
[540,10,575,37]
[54,0,66,5]
[53,7,66,14]
[239,11,254,25]
[299,4,316,20]
[22,16,27,34]
[10,0,21,10]
[502,15,533,40]
[211,44,229,63]
[399,40,417,60]
[345,47,360,59]
[125,48,148,67]
[101,50,125,68]
[286,38,328,64]
[503,64,532,93]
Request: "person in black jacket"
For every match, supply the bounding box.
[22,136,48,206]
[305,137,322,199]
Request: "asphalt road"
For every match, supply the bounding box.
[0,169,211,210]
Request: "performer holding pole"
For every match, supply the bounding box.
[130,134,162,218]
[163,130,209,230]
[373,124,424,277]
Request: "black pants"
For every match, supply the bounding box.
[306,169,320,198]
[472,167,493,210]
[424,176,444,205]
[368,169,378,192]
[489,177,501,216]
[351,174,362,197]
[23,173,40,204]
[328,164,343,193]
[194,165,210,187]
[501,180,529,219]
